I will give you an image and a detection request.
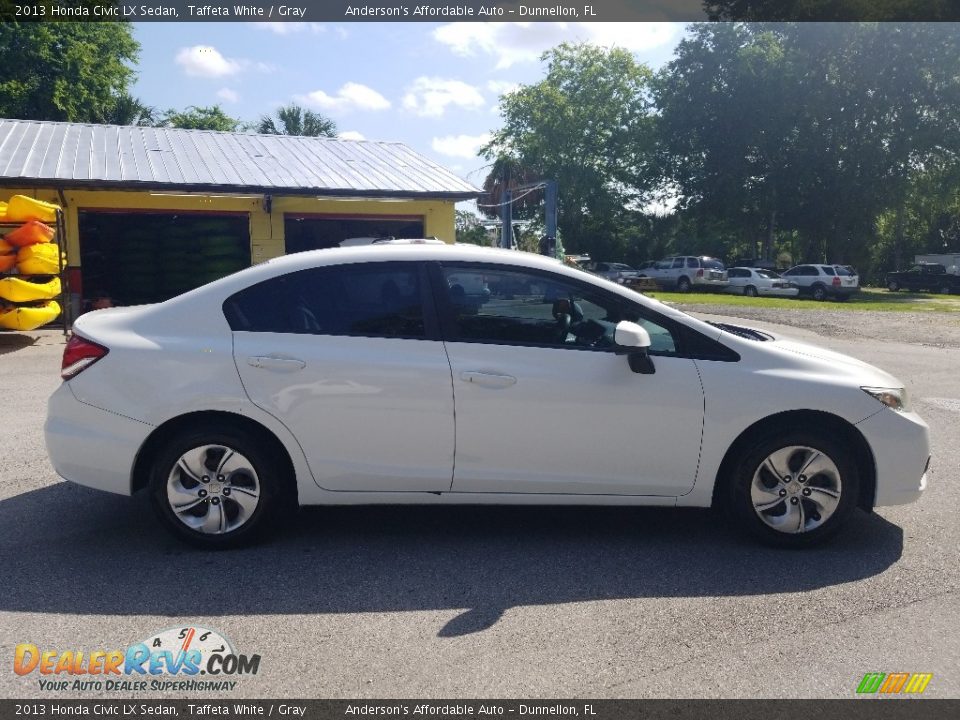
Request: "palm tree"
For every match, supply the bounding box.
[101,93,158,127]
[257,104,337,137]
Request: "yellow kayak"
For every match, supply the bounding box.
[0,275,61,302]
[16,243,64,275]
[0,300,61,331]
[5,195,59,223]
[0,201,7,221]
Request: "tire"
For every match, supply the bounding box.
[677,276,691,293]
[939,285,951,295]
[149,424,290,549]
[887,280,900,292]
[744,285,758,298]
[726,430,859,548]
[811,284,827,301]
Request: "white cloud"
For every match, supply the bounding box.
[297,82,391,113]
[337,131,365,141]
[402,77,485,117]
[175,45,242,78]
[487,80,521,95]
[251,22,325,35]
[432,133,492,159]
[216,88,240,103]
[433,22,677,69]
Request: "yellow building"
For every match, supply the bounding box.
[0,119,479,312]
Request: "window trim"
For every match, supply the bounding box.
[223,260,442,341]
[429,261,739,361]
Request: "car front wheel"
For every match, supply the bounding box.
[149,426,287,549]
[727,431,858,548]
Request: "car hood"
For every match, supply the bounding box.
[717,325,903,388]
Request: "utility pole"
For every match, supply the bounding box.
[500,165,512,249]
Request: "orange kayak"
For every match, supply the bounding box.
[0,254,15,273]
[4,220,55,247]
[5,195,59,223]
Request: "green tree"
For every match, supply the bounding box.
[99,92,157,127]
[455,209,491,246]
[257,104,337,137]
[482,43,657,258]
[162,105,242,132]
[0,23,139,121]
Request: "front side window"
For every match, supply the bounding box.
[224,262,426,338]
[438,265,677,355]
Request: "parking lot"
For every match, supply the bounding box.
[1,307,959,699]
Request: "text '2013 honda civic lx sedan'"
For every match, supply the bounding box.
[45,244,930,549]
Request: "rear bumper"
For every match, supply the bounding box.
[856,408,930,507]
[44,383,153,496]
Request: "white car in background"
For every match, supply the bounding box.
[781,264,860,301]
[641,256,729,292]
[725,267,800,297]
[46,244,928,550]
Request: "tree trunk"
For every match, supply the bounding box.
[764,208,777,261]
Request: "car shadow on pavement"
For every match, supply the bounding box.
[0,482,903,636]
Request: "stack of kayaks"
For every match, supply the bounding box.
[0,195,64,331]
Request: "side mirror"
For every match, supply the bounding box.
[614,321,651,350]
[614,321,656,375]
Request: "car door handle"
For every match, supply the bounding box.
[247,356,306,371]
[460,371,517,388]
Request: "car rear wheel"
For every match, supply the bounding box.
[149,425,288,549]
[939,284,952,295]
[744,285,758,297]
[677,276,691,293]
[727,431,858,547]
[887,280,900,292]
[811,284,828,301]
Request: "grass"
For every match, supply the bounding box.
[645,287,960,313]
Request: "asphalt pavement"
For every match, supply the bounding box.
[0,314,957,699]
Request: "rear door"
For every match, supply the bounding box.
[225,261,455,492]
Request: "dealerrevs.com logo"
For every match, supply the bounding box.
[14,626,261,693]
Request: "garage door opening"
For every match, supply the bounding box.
[78,211,250,308]
[285,215,425,253]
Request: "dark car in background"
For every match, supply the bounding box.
[887,263,960,294]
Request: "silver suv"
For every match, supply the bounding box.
[640,256,729,292]
[781,264,860,301]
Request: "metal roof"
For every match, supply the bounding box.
[0,119,480,199]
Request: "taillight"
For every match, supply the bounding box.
[696,269,704,277]
[61,334,109,380]
[832,276,841,286]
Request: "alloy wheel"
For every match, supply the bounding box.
[166,444,261,535]
[750,445,842,534]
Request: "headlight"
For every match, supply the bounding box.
[862,386,909,412]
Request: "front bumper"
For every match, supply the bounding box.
[44,383,154,496]
[855,407,930,507]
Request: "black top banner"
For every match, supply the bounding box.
[2,0,960,22]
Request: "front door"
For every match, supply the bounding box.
[436,263,705,496]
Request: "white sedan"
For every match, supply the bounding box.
[46,244,929,549]
[725,267,800,297]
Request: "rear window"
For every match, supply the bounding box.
[702,259,725,270]
[755,269,780,279]
[834,266,853,276]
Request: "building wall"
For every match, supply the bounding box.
[1,188,458,266]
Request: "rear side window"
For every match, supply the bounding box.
[672,258,685,269]
[223,263,426,339]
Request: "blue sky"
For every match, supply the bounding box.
[132,22,685,192]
